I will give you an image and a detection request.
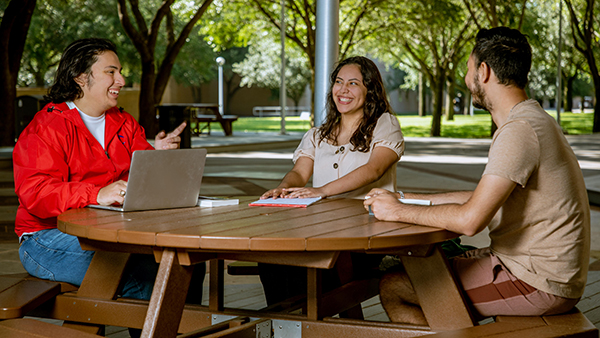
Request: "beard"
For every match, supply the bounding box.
[470,75,492,112]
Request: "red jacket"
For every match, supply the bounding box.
[13,102,154,237]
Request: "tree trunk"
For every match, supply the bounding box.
[430,76,444,137]
[593,77,600,133]
[445,78,455,121]
[0,0,37,146]
[138,62,158,136]
[309,68,316,127]
[565,75,575,113]
[463,90,471,115]
[584,61,599,132]
[418,72,426,117]
[0,73,17,146]
[565,0,599,132]
[192,86,202,102]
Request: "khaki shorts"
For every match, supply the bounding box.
[451,248,579,319]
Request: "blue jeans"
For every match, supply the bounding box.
[19,228,205,302]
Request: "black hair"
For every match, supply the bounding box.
[44,38,117,103]
[319,56,393,152]
[472,27,532,89]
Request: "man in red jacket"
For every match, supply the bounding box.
[13,38,204,323]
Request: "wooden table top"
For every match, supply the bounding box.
[58,197,457,254]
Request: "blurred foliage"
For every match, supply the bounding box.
[233,34,311,106]
[17,0,140,87]
[10,0,599,135]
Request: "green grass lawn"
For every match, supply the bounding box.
[210,111,594,138]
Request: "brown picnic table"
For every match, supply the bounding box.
[55,197,474,337]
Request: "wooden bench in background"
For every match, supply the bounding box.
[193,113,238,136]
[156,103,238,138]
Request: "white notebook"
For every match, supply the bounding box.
[198,196,239,207]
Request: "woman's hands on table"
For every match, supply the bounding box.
[260,187,326,199]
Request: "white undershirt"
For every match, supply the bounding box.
[67,101,106,149]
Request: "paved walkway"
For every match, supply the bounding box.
[1,131,599,336]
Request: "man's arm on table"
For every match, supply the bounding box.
[364,174,517,236]
[404,190,474,205]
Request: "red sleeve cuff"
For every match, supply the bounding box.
[89,186,102,205]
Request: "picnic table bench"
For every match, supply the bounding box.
[156,103,238,147]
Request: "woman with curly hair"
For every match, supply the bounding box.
[259,56,404,306]
[262,56,404,200]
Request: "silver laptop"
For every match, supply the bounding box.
[89,148,207,212]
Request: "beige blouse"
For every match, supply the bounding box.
[293,112,404,199]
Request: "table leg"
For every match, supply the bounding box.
[142,248,194,338]
[62,251,130,334]
[209,259,224,312]
[335,252,364,320]
[306,268,323,321]
[401,245,475,331]
[78,251,130,298]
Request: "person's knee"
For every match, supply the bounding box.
[121,254,159,300]
[380,271,408,294]
[380,272,427,325]
[18,230,94,285]
[380,271,419,305]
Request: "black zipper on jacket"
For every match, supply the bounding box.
[105,150,110,159]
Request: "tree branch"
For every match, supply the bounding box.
[129,0,149,35]
[147,0,175,52]
[155,0,214,99]
[517,0,527,31]
[462,0,483,30]
[564,0,586,55]
[117,0,149,57]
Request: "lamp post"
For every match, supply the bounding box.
[280,0,286,135]
[216,56,225,116]
[555,0,563,127]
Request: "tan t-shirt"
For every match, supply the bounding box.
[483,99,590,299]
[293,112,404,199]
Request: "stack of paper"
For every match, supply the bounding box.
[198,196,239,207]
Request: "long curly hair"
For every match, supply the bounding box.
[318,56,393,152]
[44,38,117,103]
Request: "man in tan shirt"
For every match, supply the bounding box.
[365,27,590,324]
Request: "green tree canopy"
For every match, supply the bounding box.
[233,34,311,106]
